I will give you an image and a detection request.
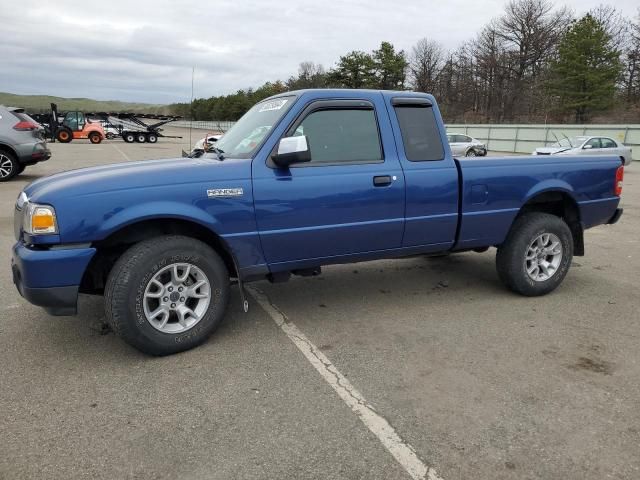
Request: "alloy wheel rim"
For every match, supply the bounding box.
[524,233,563,282]
[143,262,211,333]
[0,154,13,178]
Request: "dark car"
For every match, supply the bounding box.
[0,105,51,181]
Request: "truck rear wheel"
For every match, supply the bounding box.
[135,133,147,143]
[496,213,573,296]
[104,235,230,355]
[89,132,102,144]
[146,133,158,143]
[123,132,135,143]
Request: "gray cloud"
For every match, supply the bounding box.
[0,0,637,103]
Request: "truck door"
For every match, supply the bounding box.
[252,97,405,265]
[386,95,459,250]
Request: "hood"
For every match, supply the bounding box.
[24,156,251,204]
[534,146,572,155]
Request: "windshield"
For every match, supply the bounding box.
[214,96,296,158]
[551,136,587,148]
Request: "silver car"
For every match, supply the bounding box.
[447,133,487,157]
[0,105,51,181]
[534,136,632,165]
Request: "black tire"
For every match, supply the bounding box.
[465,149,477,157]
[106,132,115,140]
[135,133,147,143]
[123,132,135,143]
[56,128,73,143]
[496,213,573,296]
[104,235,230,355]
[89,132,102,144]
[16,164,26,174]
[147,133,158,143]
[0,150,19,182]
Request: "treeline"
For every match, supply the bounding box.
[170,0,640,124]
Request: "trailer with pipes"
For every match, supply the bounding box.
[102,114,182,143]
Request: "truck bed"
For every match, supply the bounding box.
[455,154,623,250]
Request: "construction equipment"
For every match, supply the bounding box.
[43,103,106,144]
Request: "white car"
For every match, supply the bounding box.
[98,120,120,140]
[447,133,487,157]
[534,136,632,165]
[192,133,221,151]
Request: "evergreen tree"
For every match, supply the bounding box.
[547,14,622,122]
[327,51,376,88]
[372,41,408,90]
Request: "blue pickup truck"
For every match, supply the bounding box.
[11,89,624,355]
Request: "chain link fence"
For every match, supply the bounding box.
[170,120,236,132]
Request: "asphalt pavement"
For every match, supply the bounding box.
[1,129,638,480]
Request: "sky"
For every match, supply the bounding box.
[0,0,638,104]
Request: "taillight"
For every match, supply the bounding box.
[615,165,624,196]
[13,121,39,131]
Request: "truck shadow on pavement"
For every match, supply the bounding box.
[26,250,598,361]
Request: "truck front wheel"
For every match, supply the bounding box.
[496,213,573,296]
[104,235,230,355]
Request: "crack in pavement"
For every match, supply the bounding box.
[246,285,443,480]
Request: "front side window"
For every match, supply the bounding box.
[295,108,382,164]
[214,96,295,158]
[394,105,444,161]
[585,138,601,149]
[63,112,78,130]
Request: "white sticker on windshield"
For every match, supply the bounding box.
[259,99,288,112]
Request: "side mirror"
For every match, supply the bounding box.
[583,144,593,149]
[272,136,311,168]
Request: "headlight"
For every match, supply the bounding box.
[24,203,58,235]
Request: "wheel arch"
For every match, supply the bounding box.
[0,142,18,158]
[514,188,583,256]
[80,217,238,294]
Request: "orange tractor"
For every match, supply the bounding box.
[49,103,105,144]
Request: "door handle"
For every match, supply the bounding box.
[373,175,393,187]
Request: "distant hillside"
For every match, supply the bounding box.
[0,92,171,114]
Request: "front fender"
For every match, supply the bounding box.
[95,201,220,240]
[63,199,267,277]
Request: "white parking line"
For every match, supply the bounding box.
[112,143,131,161]
[246,285,442,480]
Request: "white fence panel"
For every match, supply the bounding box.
[447,124,640,160]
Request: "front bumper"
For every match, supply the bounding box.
[11,242,96,316]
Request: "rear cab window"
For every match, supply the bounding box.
[392,98,444,161]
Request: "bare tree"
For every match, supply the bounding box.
[496,0,572,80]
[622,9,640,101]
[492,0,573,118]
[287,61,327,90]
[409,38,444,94]
[590,4,629,49]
